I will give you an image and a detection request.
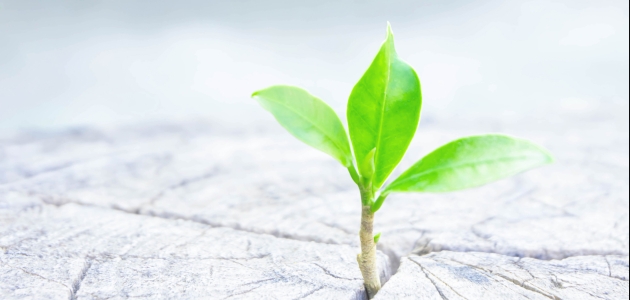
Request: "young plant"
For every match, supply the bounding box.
[251,24,553,298]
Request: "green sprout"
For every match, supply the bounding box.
[251,23,553,298]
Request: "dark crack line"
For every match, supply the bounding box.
[6,170,362,249]
[147,167,222,206]
[225,258,258,270]
[0,259,73,294]
[314,220,355,236]
[28,199,339,248]
[557,280,610,300]
[155,228,210,253]
[600,257,629,282]
[6,251,273,264]
[129,206,345,247]
[313,263,361,281]
[70,258,92,300]
[604,256,614,279]
[119,254,269,262]
[0,162,77,187]
[11,181,630,280]
[0,146,147,188]
[411,234,433,256]
[600,255,630,280]
[294,285,324,299]
[514,258,537,282]
[408,259,452,300]
[442,257,557,300]
[221,278,276,299]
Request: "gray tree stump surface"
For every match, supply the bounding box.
[374,252,628,300]
[1,102,628,299]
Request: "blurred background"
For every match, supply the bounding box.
[1,0,628,132]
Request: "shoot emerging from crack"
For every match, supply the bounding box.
[251,23,554,299]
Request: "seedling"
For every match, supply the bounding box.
[251,24,553,298]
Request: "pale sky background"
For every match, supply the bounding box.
[0,0,628,132]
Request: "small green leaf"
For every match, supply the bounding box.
[252,85,353,167]
[348,166,360,185]
[373,233,381,244]
[385,134,554,193]
[347,23,422,189]
[370,192,389,213]
[359,148,376,181]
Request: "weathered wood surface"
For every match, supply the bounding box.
[374,252,629,300]
[0,101,628,298]
[0,201,390,299]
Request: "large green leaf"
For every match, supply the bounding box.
[347,24,422,188]
[252,85,353,167]
[385,134,554,193]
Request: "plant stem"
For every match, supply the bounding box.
[358,187,381,298]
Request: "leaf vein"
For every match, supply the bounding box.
[391,155,545,188]
[372,42,393,182]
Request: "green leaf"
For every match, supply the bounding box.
[347,23,422,189]
[252,85,353,167]
[385,134,554,193]
[373,233,381,244]
[370,192,389,213]
[359,148,376,183]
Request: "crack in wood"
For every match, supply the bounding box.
[0,259,73,295]
[409,258,469,300]
[70,258,92,300]
[440,256,558,300]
